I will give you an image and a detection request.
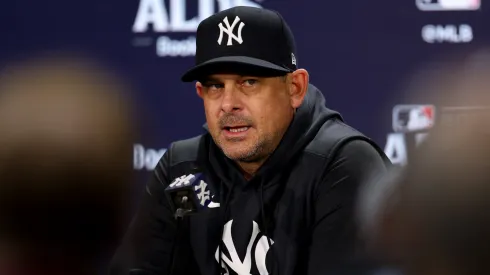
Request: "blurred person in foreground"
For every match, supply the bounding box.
[112,6,391,275]
[378,121,490,275]
[0,55,135,275]
[357,48,490,275]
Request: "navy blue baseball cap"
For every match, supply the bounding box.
[181,6,298,82]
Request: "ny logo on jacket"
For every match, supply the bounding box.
[216,220,274,275]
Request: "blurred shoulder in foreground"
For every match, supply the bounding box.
[0,53,136,275]
[373,48,490,275]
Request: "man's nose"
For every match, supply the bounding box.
[220,87,242,113]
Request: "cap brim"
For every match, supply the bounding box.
[181,56,292,82]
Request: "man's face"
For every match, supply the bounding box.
[196,74,295,163]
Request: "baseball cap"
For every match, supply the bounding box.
[181,6,297,82]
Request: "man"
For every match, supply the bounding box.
[0,55,135,275]
[112,6,390,275]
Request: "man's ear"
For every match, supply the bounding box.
[196,81,204,98]
[289,69,309,109]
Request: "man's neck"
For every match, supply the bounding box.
[237,159,267,180]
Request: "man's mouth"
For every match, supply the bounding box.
[224,126,250,133]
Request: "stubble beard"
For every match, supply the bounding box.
[215,133,274,163]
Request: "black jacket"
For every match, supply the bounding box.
[111,84,391,275]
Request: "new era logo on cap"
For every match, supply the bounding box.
[181,6,298,82]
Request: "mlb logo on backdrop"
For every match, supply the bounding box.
[392,105,436,133]
[416,0,481,11]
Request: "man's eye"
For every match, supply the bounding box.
[206,84,223,90]
[242,79,257,87]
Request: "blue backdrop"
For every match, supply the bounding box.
[2,0,488,185]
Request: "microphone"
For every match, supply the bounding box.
[165,172,211,219]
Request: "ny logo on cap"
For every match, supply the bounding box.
[217,16,245,46]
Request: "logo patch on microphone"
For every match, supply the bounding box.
[166,173,219,210]
[194,179,211,206]
[169,174,196,188]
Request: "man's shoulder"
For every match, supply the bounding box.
[167,134,207,167]
[304,119,387,163]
